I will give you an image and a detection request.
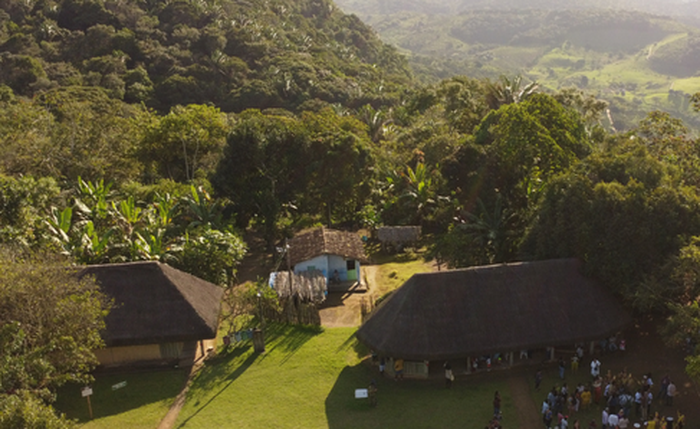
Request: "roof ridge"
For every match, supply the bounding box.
[159,264,221,333]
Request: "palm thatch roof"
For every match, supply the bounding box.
[356,259,631,361]
[288,227,368,266]
[80,261,223,347]
[377,226,421,244]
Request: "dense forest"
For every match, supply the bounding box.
[2,0,700,426]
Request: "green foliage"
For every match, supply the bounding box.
[139,104,229,182]
[522,141,700,303]
[0,249,111,405]
[0,0,412,113]
[212,108,374,245]
[0,391,75,429]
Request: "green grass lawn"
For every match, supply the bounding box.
[175,324,518,429]
[54,368,188,428]
[368,247,435,298]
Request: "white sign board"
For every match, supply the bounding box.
[112,381,127,390]
[354,388,368,399]
[81,387,93,397]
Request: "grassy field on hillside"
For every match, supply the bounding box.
[54,369,188,429]
[175,325,517,429]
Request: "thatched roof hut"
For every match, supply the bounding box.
[377,226,421,245]
[80,261,223,347]
[356,259,631,361]
[288,227,367,266]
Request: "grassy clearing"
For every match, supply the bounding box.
[175,324,518,429]
[367,248,434,298]
[54,368,188,428]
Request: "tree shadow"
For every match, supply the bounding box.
[176,351,259,428]
[259,323,323,364]
[54,368,189,422]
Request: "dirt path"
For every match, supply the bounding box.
[507,374,542,428]
[156,339,214,429]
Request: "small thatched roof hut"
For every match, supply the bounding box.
[356,259,631,361]
[288,227,367,266]
[377,226,421,245]
[80,261,223,347]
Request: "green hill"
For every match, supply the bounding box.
[0,0,412,112]
[333,3,700,129]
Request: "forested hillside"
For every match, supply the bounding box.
[0,0,411,112]
[3,0,700,426]
[336,1,700,129]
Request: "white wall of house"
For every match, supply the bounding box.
[294,255,329,278]
[295,254,360,282]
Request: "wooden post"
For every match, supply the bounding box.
[86,395,93,419]
[509,352,514,366]
[467,356,471,373]
[590,341,595,355]
[549,347,555,361]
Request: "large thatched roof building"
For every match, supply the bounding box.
[80,261,223,366]
[288,227,368,288]
[356,259,630,361]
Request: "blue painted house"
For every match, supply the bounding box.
[288,227,368,285]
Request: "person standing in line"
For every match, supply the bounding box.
[607,409,619,428]
[536,370,543,391]
[544,408,553,428]
[658,374,669,404]
[666,380,676,406]
[493,391,502,418]
[559,356,566,380]
[572,354,580,373]
[601,407,609,429]
[379,357,386,376]
[591,358,601,378]
[444,361,454,388]
[394,358,404,381]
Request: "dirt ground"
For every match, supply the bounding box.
[319,265,380,327]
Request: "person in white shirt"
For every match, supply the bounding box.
[602,407,609,429]
[591,358,601,378]
[608,410,619,427]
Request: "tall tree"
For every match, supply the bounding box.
[0,249,111,424]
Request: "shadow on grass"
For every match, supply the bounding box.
[260,323,323,365]
[176,351,259,428]
[325,363,515,429]
[54,368,189,422]
[183,343,253,394]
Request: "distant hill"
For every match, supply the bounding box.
[0,0,412,112]
[334,1,700,129]
[336,0,700,18]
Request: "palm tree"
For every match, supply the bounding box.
[460,195,516,264]
[484,75,539,110]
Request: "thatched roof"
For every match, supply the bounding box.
[356,259,631,361]
[288,227,367,266]
[377,226,421,244]
[80,261,223,347]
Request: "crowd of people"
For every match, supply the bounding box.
[539,349,685,429]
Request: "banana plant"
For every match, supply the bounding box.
[76,221,114,264]
[133,229,179,262]
[181,185,222,229]
[44,206,74,254]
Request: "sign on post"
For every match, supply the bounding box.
[81,386,94,419]
[354,388,368,399]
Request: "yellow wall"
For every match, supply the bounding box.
[94,344,164,366]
